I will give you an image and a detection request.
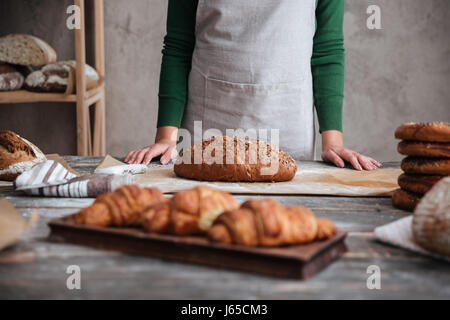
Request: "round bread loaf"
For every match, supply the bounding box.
[392,188,422,212]
[412,176,450,256]
[174,136,297,182]
[401,157,450,175]
[0,63,24,91]
[0,34,57,67]
[395,122,450,142]
[0,130,46,181]
[397,173,443,195]
[24,63,73,93]
[397,140,450,158]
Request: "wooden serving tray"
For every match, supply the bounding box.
[48,214,347,279]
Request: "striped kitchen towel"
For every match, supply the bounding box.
[14,160,134,198]
[374,216,450,263]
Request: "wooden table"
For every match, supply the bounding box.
[0,157,449,299]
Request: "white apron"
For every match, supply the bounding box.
[181,0,316,160]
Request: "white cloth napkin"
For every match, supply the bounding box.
[374,216,450,263]
[14,160,134,198]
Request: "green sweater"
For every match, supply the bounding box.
[157,0,345,132]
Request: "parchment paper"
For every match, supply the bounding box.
[0,198,38,251]
[46,154,80,176]
[97,155,401,196]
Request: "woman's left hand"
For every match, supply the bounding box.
[321,130,382,171]
[322,145,382,171]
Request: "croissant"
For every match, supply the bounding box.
[141,186,239,235]
[75,185,165,227]
[208,199,336,246]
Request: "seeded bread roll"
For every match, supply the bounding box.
[0,34,57,66]
[174,136,297,182]
[392,188,422,212]
[398,140,450,158]
[401,157,450,175]
[395,122,450,142]
[397,173,443,195]
[0,63,23,91]
[0,130,46,181]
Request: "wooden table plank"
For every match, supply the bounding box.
[0,156,448,299]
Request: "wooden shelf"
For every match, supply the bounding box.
[0,80,104,104]
[1,0,105,157]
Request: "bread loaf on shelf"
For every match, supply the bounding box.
[0,130,46,181]
[0,34,57,67]
[208,199,336,247]
[24,60,99,94]
[0,63,24,91]
[24,63,74,93]
[174,136,297,182]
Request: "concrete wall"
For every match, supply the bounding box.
[0,0,449,161]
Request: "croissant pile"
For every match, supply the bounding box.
[208,199,335,246]
[75,185,336,247]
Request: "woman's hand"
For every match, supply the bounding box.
[321,130,382,171]
[125,126,178,165]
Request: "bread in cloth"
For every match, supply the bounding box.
[397,173,444,195]
[24,60,99,94]
[208,198,336,247]
[0,63,24,91]
[174,136,297,182]
[397,140,450,158]
[0,34,56,66]
[0,130,46,181]
[401,157,450,175]
[395,122,450,142]
[412,176,450,256]
[391,188,422,212]
[142,186,239,235]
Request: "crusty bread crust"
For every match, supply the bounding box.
[0,130,46,181]
[392,188,422,212]
[0,63,24,91]
[398,140,450,158]
[0,130,36,168]
[397,173,443,195]
[412,177,450,256]
[174,136,297,182]
[0,34,57,66]
[395,122,450,142]
[401,157,450,175]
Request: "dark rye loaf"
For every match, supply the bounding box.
[174,136,297,182]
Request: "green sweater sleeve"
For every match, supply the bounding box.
[158,0,346,132]
[157,0,198,128]
[312,0,346,132]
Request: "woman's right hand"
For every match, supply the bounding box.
[124,126,178,165]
